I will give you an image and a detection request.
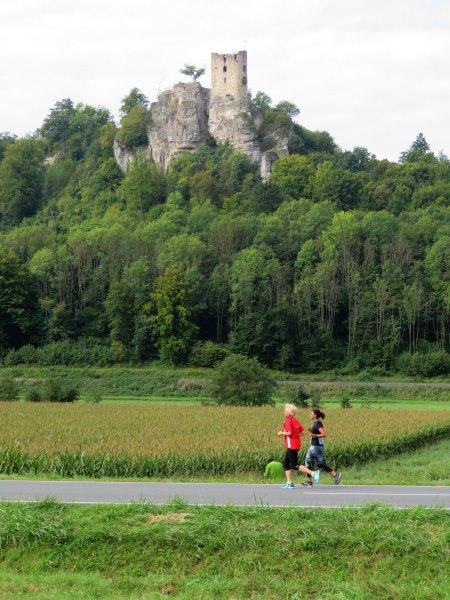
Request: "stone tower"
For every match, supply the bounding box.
[211,50,248,99]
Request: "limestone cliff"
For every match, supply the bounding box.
[114,81,290,180]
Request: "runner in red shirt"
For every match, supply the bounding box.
[277,404,320,489]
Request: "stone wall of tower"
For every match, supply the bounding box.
[211,51,248,99]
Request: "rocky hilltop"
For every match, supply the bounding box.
[114,79,290,180]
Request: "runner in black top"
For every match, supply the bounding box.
[301,408,342,486]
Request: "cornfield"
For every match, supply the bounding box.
[0,403,449,477]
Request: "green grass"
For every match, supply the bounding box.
[0,500,448,599]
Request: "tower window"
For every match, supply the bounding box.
[243,65,246,73]
[223,55,227,62]
[224,78,226,83]
[223,66,227,72]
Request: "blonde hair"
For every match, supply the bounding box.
[284,403,297,416]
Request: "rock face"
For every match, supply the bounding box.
[208,95,261,165]
[114,52,291,180]
[147,82,210,171]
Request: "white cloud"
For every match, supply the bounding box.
[0,0,449,161]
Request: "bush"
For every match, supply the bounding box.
[40,379,79,403]
[397,351,450,377]
[189,341,230,367]
[340,395,352,409]
[210,354,275,406]
[3,340,114,367]
[25,386,42,402]
[117,105,151,148]
[0,376,19,401]
[287,384,310,408]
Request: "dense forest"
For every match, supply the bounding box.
[0,91,449,375]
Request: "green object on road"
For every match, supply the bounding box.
[264,460,284,482]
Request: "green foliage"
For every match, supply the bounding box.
[397,351,450,377]
[3,340,114,367]
[400,132,432,163]
[0,138,44,223]
[119,87,149,117]
[40,378,79,402]
[0,131,17,162]
[24,384,42,402]
[0,376,19,401]
[250,91,272,114]
[0,248,37,348]
[117,105,151,148]
[179,64,205,81]
[274,100,299,118]
[189,340,230,367]
[147,265,198,365]
[340,395,352,408]
[0,92,448,374]
[41,99,111,159]
[287,383,310,408]
[118,156,166,210]
[210,353,275,406]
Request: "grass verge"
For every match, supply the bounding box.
[0,501,448,599]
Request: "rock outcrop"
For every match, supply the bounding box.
[114,81,290,180]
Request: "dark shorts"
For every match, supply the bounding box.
[283,448,299,471]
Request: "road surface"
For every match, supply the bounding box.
[1,480,448,508]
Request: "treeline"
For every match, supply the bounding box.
[0,93,449,374]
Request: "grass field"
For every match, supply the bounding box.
[0,501,448,599]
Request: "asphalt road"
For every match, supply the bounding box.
[1,480,449,508]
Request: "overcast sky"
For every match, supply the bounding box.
[0,0,449,162]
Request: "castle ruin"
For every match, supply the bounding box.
[114,51,290,180]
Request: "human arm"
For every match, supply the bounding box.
[310,426,326,439]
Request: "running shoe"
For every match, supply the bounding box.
[281,482,295,489]
[301,481,313,487]
[312,470,320,485]
[334,472,342,485]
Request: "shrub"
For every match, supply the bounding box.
[210,354,275,406]
[340,395,352,409]
[117,105,151,148]
[189,341,230,367]
[287,384,310,408]
[25,384,42,402]
[397,351,450,377]
[0,377,19,401]
[40,379,79,403]
[3,340,114,367]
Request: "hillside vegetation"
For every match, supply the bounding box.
[0,94,449,375]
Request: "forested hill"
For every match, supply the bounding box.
[0,93,449,375]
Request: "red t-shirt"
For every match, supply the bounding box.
[282,416,304,450]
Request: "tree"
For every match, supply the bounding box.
[0,138,44,223]
[105,280,135,349]
[147,266,198,364]
[250,91,272,115]
[270,155,314,199]
[400,133,432,163]
[274,101,300,118]
[210,353,275,406]
[180,64,205,81]
[0,248,37,349]
[0,132,17,162]
[118,105,151,148]
[120,88,149,117]
[40,98,75,145]
[119,157,166,212]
